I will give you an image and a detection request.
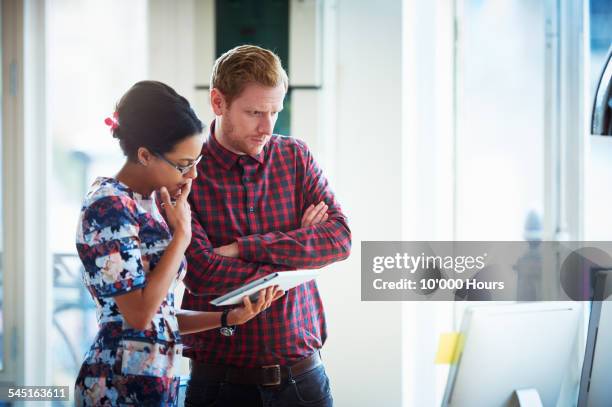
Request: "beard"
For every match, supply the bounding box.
[219,117,268,156]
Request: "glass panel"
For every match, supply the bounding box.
[0,0,4,372]
[455,0,546,240]
[452,0,548,362]
[588,0,612,100]
[586,0,612,239]
[46,0,148,393]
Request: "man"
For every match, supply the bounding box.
[182,44,351,407]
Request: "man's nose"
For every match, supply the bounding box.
[258,114,274,135]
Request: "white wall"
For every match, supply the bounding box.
[148,0,196,106]
[318,1,403,406]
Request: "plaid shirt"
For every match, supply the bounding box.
[181,122,351,367]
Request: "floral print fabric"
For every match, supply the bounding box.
[74,177,186,406]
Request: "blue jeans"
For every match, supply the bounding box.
[184,364,333,407]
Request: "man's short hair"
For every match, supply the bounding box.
[211,44,289,104]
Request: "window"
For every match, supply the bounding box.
[46,0,148,391]
[455,0,546,241]
[588,0,612,98]
[0,0,4,372]
[403,0,584,404]
[586,0,612,240]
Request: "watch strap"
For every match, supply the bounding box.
[220,309,236,336]
[221,308,232,328]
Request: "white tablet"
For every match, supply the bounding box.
[210,270,320,306]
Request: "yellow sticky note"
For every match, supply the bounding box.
[435,332,464,364]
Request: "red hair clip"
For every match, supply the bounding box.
[104,111,119,132]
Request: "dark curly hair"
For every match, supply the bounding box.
[111,81,204,161]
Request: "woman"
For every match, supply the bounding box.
[74,81,283,406]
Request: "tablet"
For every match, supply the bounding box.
[210,270,320,306]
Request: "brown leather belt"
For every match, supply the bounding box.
[190,352,322,386]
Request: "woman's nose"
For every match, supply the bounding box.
[185,165,197,179]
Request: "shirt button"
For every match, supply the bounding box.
[243,176,250,183]
[248,207,254,213]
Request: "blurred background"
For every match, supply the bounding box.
[2,0,612,405]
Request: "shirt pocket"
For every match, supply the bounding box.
[119,339,182,378]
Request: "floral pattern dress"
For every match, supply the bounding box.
[74,177,186,406]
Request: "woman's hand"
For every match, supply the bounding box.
[160,179,192,244]
[228,286,285,325]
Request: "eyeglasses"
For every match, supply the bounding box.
[154,152,203,175]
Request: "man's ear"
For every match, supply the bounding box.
[137,147,153,166]
[210,88,227,116]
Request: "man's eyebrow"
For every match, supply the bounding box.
[245,107,284,112]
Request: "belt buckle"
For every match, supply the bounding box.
[261,364,281,386]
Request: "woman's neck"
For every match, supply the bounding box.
[115,161,153,197]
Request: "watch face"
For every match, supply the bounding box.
[220,326,235,336]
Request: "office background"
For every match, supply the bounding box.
[2,0,612,405]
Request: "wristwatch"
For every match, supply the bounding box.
[220,308,236,336]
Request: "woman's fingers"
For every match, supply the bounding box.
[160,186,172,207]
[255,288,267,311]
[243,294,254,312]
[262,286,272,309]
[273,289,285,300]
[266,286,278,308]
[255,286,273,311]
[178,179,192,204]
[234,286,286,325]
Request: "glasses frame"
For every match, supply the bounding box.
[154,152,203,175]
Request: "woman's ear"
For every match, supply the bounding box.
[137,147,152,166]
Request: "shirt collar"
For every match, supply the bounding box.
[206,120,265,169]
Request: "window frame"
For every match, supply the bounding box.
[1,0,51,387]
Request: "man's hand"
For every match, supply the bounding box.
[214,242,239,258]
[301,201,328,228]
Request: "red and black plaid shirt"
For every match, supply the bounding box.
[181,122,351,367]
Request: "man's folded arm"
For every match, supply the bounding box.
[236,214,351,269]
[184,208,282,296]
[235,141,352,269]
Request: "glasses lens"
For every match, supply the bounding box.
[176,155,202,175]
